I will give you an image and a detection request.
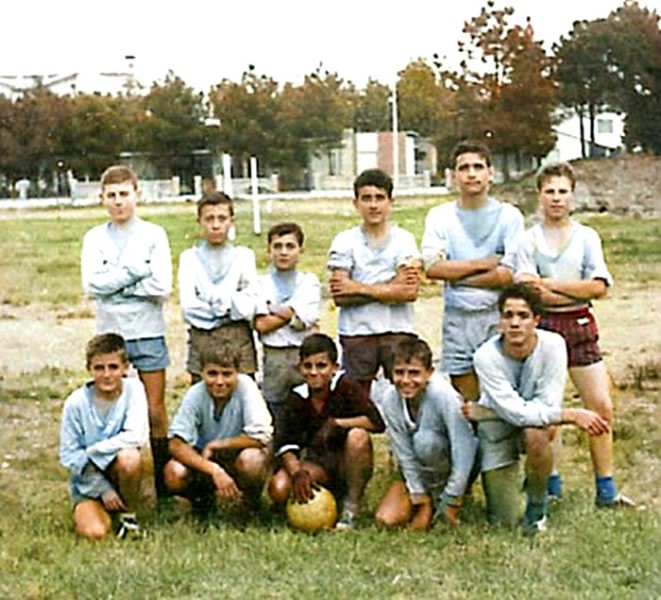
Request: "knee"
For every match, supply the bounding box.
[236,448,270,481]
[375,504,403,528]
[115,448,142,477]
[163,459,188,493]
[76,520,111,541]
[268,469,291,505]
[345,428,372,456]
[523,429,552,460]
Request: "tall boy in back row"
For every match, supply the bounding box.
[81,165,172,499]
[327,169,421,391]
[514,162,633,507]
[422,141,524,403]
[254,222,321,426]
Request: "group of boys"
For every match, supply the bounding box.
[59,140,632,540]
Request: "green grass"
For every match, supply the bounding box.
[0,197,659,598]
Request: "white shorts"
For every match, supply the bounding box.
[441,307,499,374]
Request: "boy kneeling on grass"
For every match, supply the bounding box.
[372,337,478,531]
[164,343,272,522]
[59,333,149,540]
[268,333,385,529]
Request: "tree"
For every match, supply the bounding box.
[452,2,558,177]
[352,79,391,132]
[209,65,280,176]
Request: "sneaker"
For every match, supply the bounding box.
[596,493,636,509]
[335,508,357,531]
[116,512,141,540]
[523,515,547,537]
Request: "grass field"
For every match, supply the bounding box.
[0,195,659,599]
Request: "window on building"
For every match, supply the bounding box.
[597,119,614,134]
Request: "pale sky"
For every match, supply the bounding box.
[3,0,660,92]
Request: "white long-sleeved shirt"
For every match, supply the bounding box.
[255,268,320,348]
[474,329,567,428]
[373,373,478,500]
[178,241,258,330]
[59,378,149,500]
[81,216,172,340]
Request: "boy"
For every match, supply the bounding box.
[178,191,259,382]
[164,342,272,520]
[514,162,633,507]
[254,222,321,425]
[421,141,524,403]
[268,333,385,529]
[59,333,149,540]
[81,165,172,499]
[373,337,478,531]
[468,284,610,535]
[327,168,421,391]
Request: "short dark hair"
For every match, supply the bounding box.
[393,337,433,370]
[299,333,338,364]
[535,162,577,191]
[85,333,127,368]
[199,341,241,371]
[197,191,234,219]
[267,222,304,246]
[451,140,492,168]
[100,165,139,190]
[498,283,545,317]
[353,168,393,199]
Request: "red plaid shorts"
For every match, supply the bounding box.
[540,307,602,368]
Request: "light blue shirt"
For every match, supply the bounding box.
[327,224,420,335]
[474,329,567,428]
[81,216,172,340]
[59,378,149,500]
[168,375,272,449]
[178,241,258,330]
[422,198,524,311]
[373,373,478,500]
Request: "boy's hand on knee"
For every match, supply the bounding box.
[101,489,126,512]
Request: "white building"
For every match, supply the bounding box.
[544,110,625,164]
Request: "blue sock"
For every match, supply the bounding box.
[547,474,562,498]
[596,475,617,504]
[524,491,548,524]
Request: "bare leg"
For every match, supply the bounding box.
[570,362,614,477]
[450,371,480,403]
[233,447,270,506]
[375,481,414,528]
[109,448,143,513]
[73,500,112,540]
[339,428,374,511]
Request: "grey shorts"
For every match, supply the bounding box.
[125,336,170,372]
[187,322,257,375]
[442,307,499,374]
[477,418,522,472]
[261,346,303,405]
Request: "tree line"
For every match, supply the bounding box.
[0,0,658,194]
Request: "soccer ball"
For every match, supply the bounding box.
[286,486,338,533]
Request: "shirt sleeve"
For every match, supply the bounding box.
[59,393,91,477]
[288,274,321,327]
[327,231,354,271]
[228,249,259,321]
[178,249,224,325]
[582,226,614,286]
[81,229,145,297]
[168,388,203,445]
[239,377,273,446]
[513,229,539,279]
[379,390,428,497]
[499,207,525,270]
[130,226,172,299]
[437,386,479,499]
[421,208,448,271]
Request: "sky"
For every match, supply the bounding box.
[2,0,660,93]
